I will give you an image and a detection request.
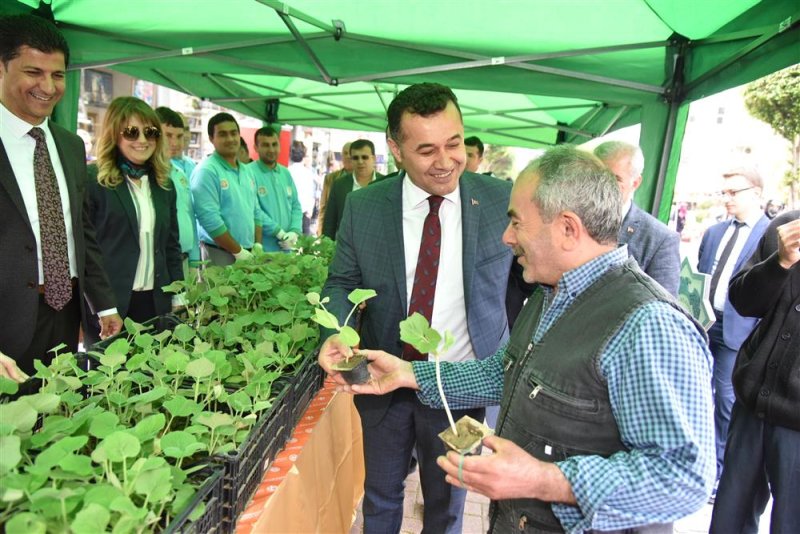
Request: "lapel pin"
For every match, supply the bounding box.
[627,226,635,234]
[471,198,479,206]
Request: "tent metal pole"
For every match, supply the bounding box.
[463,103,598,116]
[276,11,334,84]
[600,105,629,136]
[255,0,337,32]
[652,99,679,216]
[684,13,800,94]
[479,129,554,146]
[374,86,389,113]
[152,69,194,97]
[337,57,664,94]
[457,103,594,137]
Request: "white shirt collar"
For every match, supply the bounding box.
[0,101,50,140]
[402,174,460,211]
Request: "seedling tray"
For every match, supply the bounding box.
[163,464,224,534]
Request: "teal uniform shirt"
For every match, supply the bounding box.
[174,155,196,182]
[190,152,263,249]
[168,161,200,266]
[248,160,303,252]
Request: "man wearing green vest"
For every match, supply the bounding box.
[319,145,716,533]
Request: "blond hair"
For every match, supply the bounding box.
[95,96,170,189]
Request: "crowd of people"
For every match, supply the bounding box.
[2,13,797,534]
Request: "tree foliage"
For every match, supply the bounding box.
[744,65,800,141]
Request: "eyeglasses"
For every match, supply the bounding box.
[121,125,161,141]
[351,155,373,161]
[719,186,755,198]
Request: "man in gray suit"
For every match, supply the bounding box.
[320,83,521,534]
[594,141,680,295]
[0,14,121,376]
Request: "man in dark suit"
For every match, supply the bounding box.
[321,138,385,240]
[594,141,680,295]
[0,14,121,375]
[698,168,770,501]
[320,83,523,534]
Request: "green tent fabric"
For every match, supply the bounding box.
[3,0,798,218]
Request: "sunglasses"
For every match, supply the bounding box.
[121,125,161,141]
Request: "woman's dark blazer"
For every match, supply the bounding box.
[85,164,183,319]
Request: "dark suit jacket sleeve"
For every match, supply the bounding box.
[646,230,680,296]
[321,178,341,240]
[80,162,116,313]
[165,185,184,284]
[728,212,797,319]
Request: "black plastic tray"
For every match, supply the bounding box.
[163,464,224,534]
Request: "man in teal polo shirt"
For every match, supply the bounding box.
[191,113,263,266]
[155,106,200,271]
[248,126,303,252]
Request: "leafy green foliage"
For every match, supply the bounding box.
[307,288,376,355]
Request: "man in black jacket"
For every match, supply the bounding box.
[710,210,800,533]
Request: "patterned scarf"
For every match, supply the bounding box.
[118,156,150,179]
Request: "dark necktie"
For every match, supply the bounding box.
[403,195,445,361]
[29,127,72,310]
[709,220,745,302]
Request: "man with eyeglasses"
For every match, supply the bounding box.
[0,14,122,379]
[697,168,770,504]
[322,138,385,240]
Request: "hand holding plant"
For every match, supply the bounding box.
[307,289,376,360]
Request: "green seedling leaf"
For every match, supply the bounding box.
[311,308,339,330]
[0,435,21,474]
[83,484,125,509]
[0,400,37,433]
[306,291,321,306]
[126,386,170,405]
[124,352,149,372]
[58,454,94,476]
[218,284,238,297]
[185,357,215,379]
[89,411,121,438]
[30,486,83,518]
[195,411,234,430]
[339,325,360,347]
[159,431,204,459]
[35,435,89,470]
[19,392,60,414]
[163,396,202,418]
[133,333,154,349]
[399,312,441,354]
[101,338,130,366]
[33,359,53,379]
[442,330,455,353]
[71,502,111,534]
[267,310,292,326]
[93,431,140,463]
[0,376,19,395]
[227,391,252,413]
[348,288,377,305]
[173,323,196,343]
[133,465,172,500]
[164,350,190,373]
[5,512,46,534]
[132,413,166,442]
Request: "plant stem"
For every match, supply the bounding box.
[434,354,458,436]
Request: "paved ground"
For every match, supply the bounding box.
[350,453,774,534]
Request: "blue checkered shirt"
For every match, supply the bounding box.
[413,246,715,533]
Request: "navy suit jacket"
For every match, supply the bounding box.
[618,203,681,296]
[323,172,516,426]
[698,215,770,349]
[0,121,115,361]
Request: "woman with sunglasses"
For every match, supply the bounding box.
[84,96,183,345]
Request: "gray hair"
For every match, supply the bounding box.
[593,141,645,178]
[522,145,622,245]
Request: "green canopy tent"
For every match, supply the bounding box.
[3,0,798,219]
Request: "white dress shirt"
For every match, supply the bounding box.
[126,176,156,291]
[711,212,762,311]
[402,177,476,363]
[351,171,377,192]
[0,102,77,282]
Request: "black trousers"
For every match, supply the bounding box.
[19,285,81,375]
[84,290,156,348]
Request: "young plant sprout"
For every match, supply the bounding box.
[307,289,376,361]
[399,313,458,436]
